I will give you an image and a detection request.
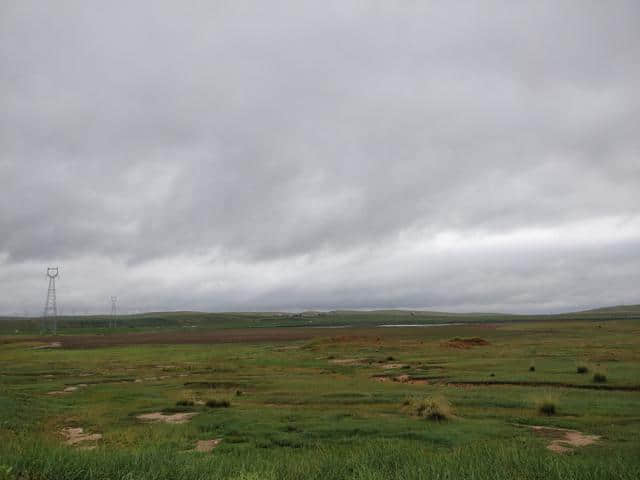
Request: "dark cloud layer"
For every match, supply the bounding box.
[1,1,639,315]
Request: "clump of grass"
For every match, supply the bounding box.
[405,396,453,421]
[386,356,395,361]
[576,365,589,374]
[592,372,607,383]
[176,399,194,406]
[535,393,558,416]
[538,401,556,416]
[206,398,230,408]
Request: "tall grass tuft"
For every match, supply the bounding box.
[405,396,453,421]
[535,393,558,416]
[206,398,230,408]
[593,372,607,383]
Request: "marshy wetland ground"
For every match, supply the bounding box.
[1,311,639,479]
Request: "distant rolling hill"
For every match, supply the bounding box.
[1,304,638,335]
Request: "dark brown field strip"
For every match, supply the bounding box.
[442,380,640,392]
[1,328,343,348]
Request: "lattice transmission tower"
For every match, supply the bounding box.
[42,267,59,334]
[110,296,117,328]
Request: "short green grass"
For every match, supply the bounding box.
[1,319,639,479]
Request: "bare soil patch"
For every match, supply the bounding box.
[380,363,407,369]
[445,380,640,392]
[137,412,198,424]
[328,358,368,366]
[32,342,61,350]
[194,439,221,452]
[529,425,600,454]
[60,427,102,448]
[372,374,443,384]
[47,384,88,395]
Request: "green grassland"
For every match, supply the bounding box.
[1,318,640,479]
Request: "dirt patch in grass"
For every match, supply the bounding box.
[60,427,102,448]
[32,342,62,350]
[328,358,369,366]
[373,376,391,382]
[380,363,407,369]
[372,374,444,384]
[529,425,600,454]
[195,439,222,452]
[137,412,198,424]
[47,384,88,395]
[444,380,640,392]
[442,337,490,349]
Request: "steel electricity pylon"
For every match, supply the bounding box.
[110,296,117,328]
[42,267,59,334]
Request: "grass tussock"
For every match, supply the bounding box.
[405,396,454,421]
[206,398,230,408]
[592,372,607,383]
[535,393,558,416]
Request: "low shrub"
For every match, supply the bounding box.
[529,365,536,372]
[535,393,558,416]
[538,401,556,416]
[206,399,230,408]
[176,399,194,406]
[593,373,607,383]
[406,396,453,421]
[576,365,589,374]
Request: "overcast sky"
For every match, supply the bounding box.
[1,1,639,315]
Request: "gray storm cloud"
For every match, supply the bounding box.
[1,1,639,315]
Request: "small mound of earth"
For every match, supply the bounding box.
[442,337,490,349]
[60,427,102,448]
[529,425,600,454]
[137,412,198,424]
[195,439,221,452]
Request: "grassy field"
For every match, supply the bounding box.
[1,317,639,479]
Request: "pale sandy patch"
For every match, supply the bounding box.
[60,427,102,447]
[529,425,600,453]
[195,439,221,452]
[137,412,198,424]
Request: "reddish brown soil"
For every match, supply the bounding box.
[442,337,490,349]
